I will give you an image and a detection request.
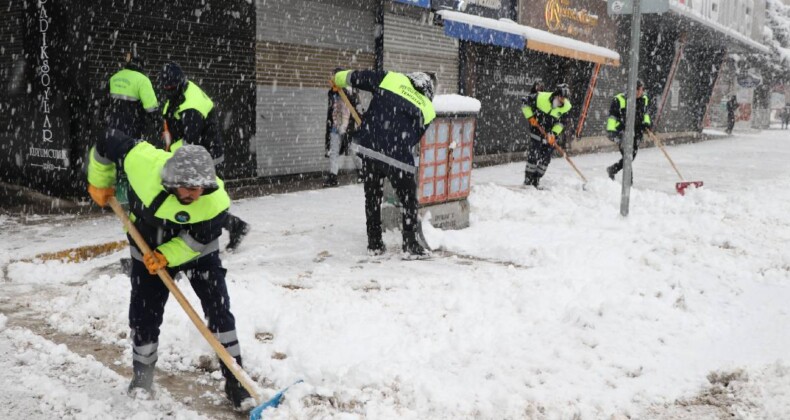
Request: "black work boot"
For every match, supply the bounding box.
[322,173,338,188]
[529,175,542,189]
[402,231,428,257]
[403,240,428,257]
[225,214,251,252]
[524,172,533,186]
[128,361,156,395]
[221,364,255,411]
[367,239,386,256]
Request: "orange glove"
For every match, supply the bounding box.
[143,251,168,274]
[88,185,115,207]
[529,117,539,127]
[546,134,557,147]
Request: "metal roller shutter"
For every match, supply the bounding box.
[256,0,375,177]
[383,13,459,95]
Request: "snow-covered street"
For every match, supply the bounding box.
[1,131,789,419]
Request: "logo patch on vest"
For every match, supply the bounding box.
[175,211,190,223]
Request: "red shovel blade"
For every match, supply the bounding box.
[676,181,704,195]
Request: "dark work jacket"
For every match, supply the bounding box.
[344,70,433,167]
[105,64,161,139]
[93,129,227,265]
[162,82,224,164]
[608,93,651,141]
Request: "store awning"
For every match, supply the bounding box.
[392,0,430,8]
[436,10,621,66]
[442,18,525,49]
[669,5,769,54]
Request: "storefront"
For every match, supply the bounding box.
[255,0,376,177]
[0,0,256,197]
[254,0,465,178]
[434,0,621,156]
[384,1,461,95]
[0,0,769,200]
[643,6,767,134]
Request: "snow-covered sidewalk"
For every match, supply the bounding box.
[1,130,789,419]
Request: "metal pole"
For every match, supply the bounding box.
[620,0,642,217]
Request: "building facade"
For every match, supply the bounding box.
[0,0,256,197]
[0,0,770,198]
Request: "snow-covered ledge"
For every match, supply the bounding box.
[432,94,481,115]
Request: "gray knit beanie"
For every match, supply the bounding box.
[406,72,436,100]
[161,145,218,189]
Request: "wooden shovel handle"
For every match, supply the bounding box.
[553,143,588,183]
[330,79,362,126]
[646,130,685,181]
[107,197,261,403]
[533,121,587,183]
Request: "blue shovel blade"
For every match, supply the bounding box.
[249,380,303,420]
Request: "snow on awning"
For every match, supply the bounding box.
[443,17,525,49]
[392,0,430,8]
[436,10,621,66]
[669,5,769,54]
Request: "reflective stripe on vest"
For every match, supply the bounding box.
[350,144,417,174]
[109,68,159,112]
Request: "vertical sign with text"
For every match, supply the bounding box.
[28,0,70,173]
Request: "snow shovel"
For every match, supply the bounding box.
[646,130,703,195]
[107,196,284,419]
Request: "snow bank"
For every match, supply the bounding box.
[1,131,789,419]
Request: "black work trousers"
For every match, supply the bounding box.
[362,157,419,249]
[610,137,641,175]
[129,252,240,366]
[524,138,555,180]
